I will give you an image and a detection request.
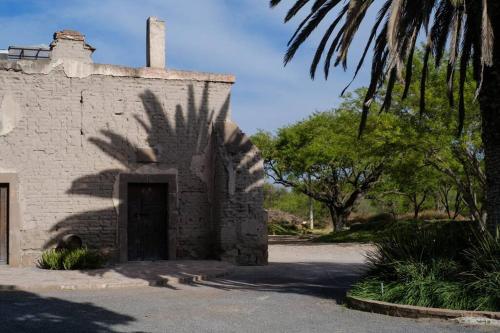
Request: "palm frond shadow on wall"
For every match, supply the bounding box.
[43,83,265,275]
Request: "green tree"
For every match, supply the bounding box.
[263,183,330,225]
[271,0,500,233]
[253,109,404,231]
[386,51,485,224]
[387,153,441,219]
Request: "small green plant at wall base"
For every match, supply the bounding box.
[62,247,104,270]
[38,249,65,270]
[38,247,104,270]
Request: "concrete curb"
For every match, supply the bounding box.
[0,269,233,292]
[345,296,500,320]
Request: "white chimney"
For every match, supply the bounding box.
[146,17,165,69]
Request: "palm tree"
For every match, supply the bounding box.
[270,0,499,233]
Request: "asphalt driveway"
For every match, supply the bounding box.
[0,240,495,333]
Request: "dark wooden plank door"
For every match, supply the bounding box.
[127,183,168,261]
[0,185,8,264]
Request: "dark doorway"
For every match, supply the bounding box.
[0,184,8,264]
[127,183,168,261]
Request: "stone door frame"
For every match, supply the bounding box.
[118,173,178,262]
[0,173,20,266]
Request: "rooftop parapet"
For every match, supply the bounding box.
[50,30,95,63]
[0,18,235,84]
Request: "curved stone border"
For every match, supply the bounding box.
[345,295,500,320]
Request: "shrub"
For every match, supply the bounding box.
[463,230,500,310]
[62,247,104,270]
[349,222,500,311]
[268,222,300,235]
[366,221,474,276]
[348,213,395,226]
[38,247,104,270]
[398,210,452,221]
[38,248,66,270]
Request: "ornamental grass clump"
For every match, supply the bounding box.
[38,248,65,270]
[349,221,500,312]
[268,221,301,235]
[38,247,104,270]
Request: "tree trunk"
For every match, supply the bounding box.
[308,197,314,230]
[335,214,347,231]
[327,205,348,232]
[480,1,500,234]
[412,193,419,219]
[411,193,426,220]
[327,206,337,233]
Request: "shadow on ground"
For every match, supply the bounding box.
[194,260,368,304]
[0,290,134,333]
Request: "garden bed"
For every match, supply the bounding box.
[346,221,499,312]
[345,295,500,320]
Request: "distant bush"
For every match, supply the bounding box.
[397,209,462,221]
[38,247,104,270]
[348,212,395,226]
[317,219,471,244]
[268,222,301,236]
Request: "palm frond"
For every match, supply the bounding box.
[381,67,397,113]
[431,0,455,66]
[360,24,389,136]
[458,10,474,136]
[270,0,282,8]
[420,41,432,117]
[480,0,494,67]
[342,1,390,95]
[335,0,374,70]
[310,5,347,79]
[402,27,418,99]
[447,6,464,107]
[272,0,491,137]
[285,0,342,65]
[285,0,312,22]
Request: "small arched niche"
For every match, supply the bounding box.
[0,94,21,136]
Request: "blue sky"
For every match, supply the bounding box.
[0,0,375,134]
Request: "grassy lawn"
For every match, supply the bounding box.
[314,226,382,243]
[314,219,400,243]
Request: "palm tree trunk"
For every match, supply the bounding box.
[480,1,500,234]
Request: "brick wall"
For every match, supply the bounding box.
[0,38,267,266]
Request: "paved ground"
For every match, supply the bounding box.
[0,240,496,333]
[0,260,233,290]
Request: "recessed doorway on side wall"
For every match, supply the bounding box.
[0,184,9,265]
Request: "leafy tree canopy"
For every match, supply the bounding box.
[253,106,407,230]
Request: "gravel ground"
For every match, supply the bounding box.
[0,241,495,333]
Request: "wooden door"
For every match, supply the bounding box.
[127,183,168,261]
[0,184,8,264]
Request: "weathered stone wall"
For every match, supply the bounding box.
[0,32,267,266]
[213,121,267,265]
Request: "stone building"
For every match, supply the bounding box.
[0,18,267,267]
